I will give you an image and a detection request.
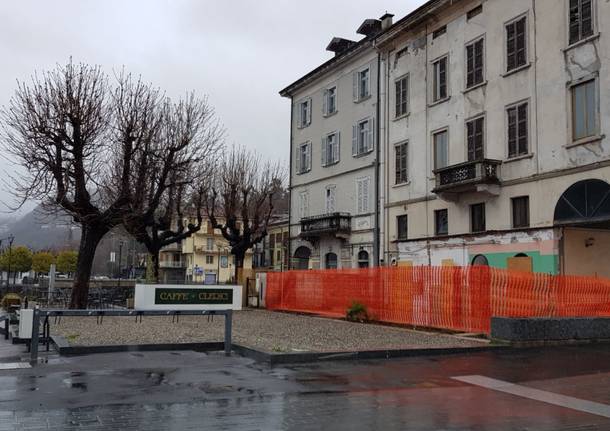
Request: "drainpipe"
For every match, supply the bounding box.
[287,97,294,270]
[374,52,382,266]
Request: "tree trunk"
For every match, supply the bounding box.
[233,251,244,285]
[151,251,161,284]
[69,224,107,309]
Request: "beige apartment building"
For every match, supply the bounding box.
[377,0,610,277]
[283,0,610,276]
[159,220,253,284]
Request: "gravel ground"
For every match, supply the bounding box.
[50,309,486,353]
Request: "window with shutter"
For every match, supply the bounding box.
[397,215,408,240]
[299,191,309,219]
[466,38,485,88]
[470,203,486,233]
[367,118,374,152]
[433,56,448,102]
[353,119,373,157]
[357,177,370,213]
[512,196,530,228]
[395,142,408,184]
[295,144,302,174]
[572,79,598,141]
[297,142,311,174]
[359,68,370,100]
[326,87,337,115]
[297,98,311,128]
[435,210,449,236]
[334,132,340,163]
[506,16,527,72]
[395,76,409,117]
[325,186,336,213]
[467,117,485,161]
[433,130,449,170]
[569,0,594,45]
[322,89,328,116]
[322,133,339,167]
[305,142,311,171]
[507,102,529,157]
[321,137,328,167]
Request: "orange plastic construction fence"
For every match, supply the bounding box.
[265,266,610,334]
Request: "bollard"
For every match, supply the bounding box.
[224,310,232,356]
[4,317,8,340]
[30,308,40,365]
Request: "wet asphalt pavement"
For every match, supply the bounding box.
[2,344,610,430]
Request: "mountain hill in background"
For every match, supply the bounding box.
[4,206,80,250]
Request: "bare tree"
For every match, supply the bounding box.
[1,62,165,307]
[122,95,224,282]
[207,146,283,283]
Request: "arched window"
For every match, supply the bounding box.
[325,252,338,269]
[294,246,311,270]
[358,250,370,268]
[554,179,610,225]
[471,254,489,266]
[515,253,528,258]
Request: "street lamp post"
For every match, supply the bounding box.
[6,235,14,290]
[216,245,221,284]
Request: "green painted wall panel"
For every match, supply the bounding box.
[469,251,559,274]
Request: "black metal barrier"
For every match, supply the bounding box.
[29,309,233,365]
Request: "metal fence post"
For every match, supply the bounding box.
[224,310,232,356]
[30,308,40,365]
[4,317,8,340]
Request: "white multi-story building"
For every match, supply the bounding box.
[283,0,610,277]
[281,15,394,270]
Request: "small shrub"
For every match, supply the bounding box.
[346,301,369,323]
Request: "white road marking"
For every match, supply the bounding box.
[0,362,31,370]
[453,375,610,419]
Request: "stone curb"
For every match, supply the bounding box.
[50,335,509,364]
[51,335,224,356]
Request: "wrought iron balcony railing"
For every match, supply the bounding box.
[433,159,501,194]
[159,261,186,269]
[300,212,352,239]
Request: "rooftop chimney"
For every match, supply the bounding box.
[357,19,382,37]
[380,13,394,30]
[326,37,357,56]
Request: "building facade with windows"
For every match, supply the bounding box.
[252,216,290,272]
[281,16,393,270]
[281,0,610,276]
[376,0,610,276]
[158,220,253,284]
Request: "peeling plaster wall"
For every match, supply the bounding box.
[379,0,610,259]
[397,228,560,273]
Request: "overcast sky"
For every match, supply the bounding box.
[0,0,426,215]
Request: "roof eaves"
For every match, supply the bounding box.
[279,36,373,98]
[375,0,449,47]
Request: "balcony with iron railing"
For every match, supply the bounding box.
[159,260,187,269]
[160,242,183,252]
[432,159,502,198]
[300,212,352,239]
